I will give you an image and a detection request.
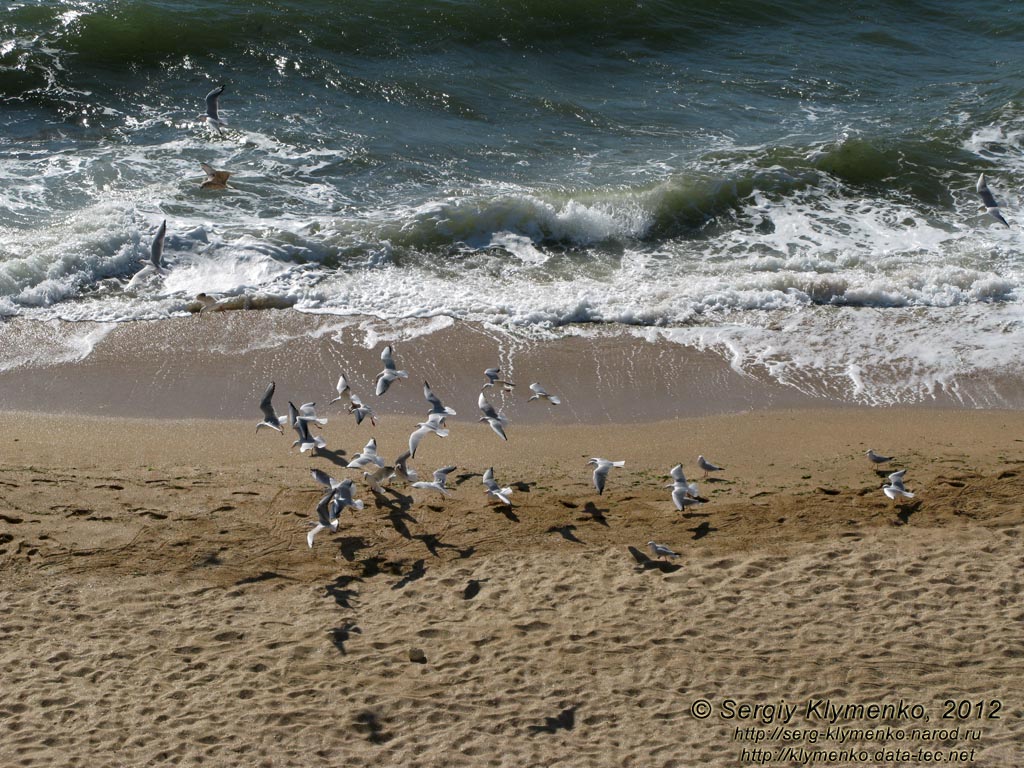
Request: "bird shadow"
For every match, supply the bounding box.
[336,536,370,562]
[314,448,350,468]
[386,508,417,539]
[490,502,519,522]
[527,705,579,736]
[895,500,922,524]
[324,575,361,609]
[414,532,461,558]
[392,559,427,590]
[548,524,583,544]
[511,481,535,493]
[627,546,682,573]
[689,521,716,540]
[353,711,392,745]
[454,472,481,486]
[580,502,609,527]
[328,622,361,655]
[463,578,488,600]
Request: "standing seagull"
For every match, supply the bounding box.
[255,381,284,434]
[865,449,893,465]
[527,382,561,405]
[977,173,1010,227]
[882,469,915,502]
[588,458,625,495]
[647,541,680,560]
[697,455,723,479]
[375,345,409,396]
[199,162,231,190]
[412,465,457,498]
[667,464,700,510]
[199,84,227,134]
[482,467,513,506]
[478,392,509,441]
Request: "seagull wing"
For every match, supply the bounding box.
[433,465,457,486]
[408,425,430,458]
[151,220,166,269]
[259,382,278,422]
[977,173,999,208]
[593,466,608,495]
[205,84,225,120]
[478,391,499,419]
[381,344,397,371]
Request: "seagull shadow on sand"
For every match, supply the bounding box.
[627,546,682,573]
[328,622,361,655]
[392,559,427,590]
[548,524,583,544]
[312,447,349,469]
[354,711,392,745]
[895,499,922,525]
[454,471,481,486]
[463,578,488,599]
[489,501,519,522]
[580,501,609,527]
[413,532,466,558]
[336,535,370,562]
[527,705,579,736]
[689,521,717,540]
[324,575,361,609]
[386,507,418,539]
[511,480,536,493]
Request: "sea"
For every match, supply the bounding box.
[1,0,1022,407]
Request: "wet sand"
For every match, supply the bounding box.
[1,404,1023,766]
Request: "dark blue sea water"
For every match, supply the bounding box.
[1,0,1022,403]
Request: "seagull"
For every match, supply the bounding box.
[882,469,915,501]
[346,437,384,469]
[347,393,376,426]
[394,450,419,484]
[408,412,449,459]
[527,382,561,405]
[865,449,893,465]
[375,345,409,396]
[329,373,352,405]
[199,162,231,190]
[310,467,343,491]
[307,477,364,548]
[667,464,700,510]
[255,381,284,434]
[478,392,509,441]
[697,455,723,478]
[288,401,326,453]
[647,541,680,560]
[363,465,395,496]
[423,381,457,417]
[412,465,457,497]
[199,84,227,134]
[482,467,513,506]
[588,458,624,495]
[977,173,1010,227]
[483,367,515,391]
[140,219,166,273]
[298,402,327,428]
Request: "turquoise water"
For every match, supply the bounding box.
[1,0,1022,403]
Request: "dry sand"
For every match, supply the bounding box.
[1,407,1022,766]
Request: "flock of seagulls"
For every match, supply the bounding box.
[254,343,916,555]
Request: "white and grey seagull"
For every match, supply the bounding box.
[307,475,364,548]
[482,467,513,506]
[667,464,700,510]
[329,373,352,405]
[375,344,409,396]
[346,437,385,469]
[865,449,893,465]
[482,367,515,391]
[199,84,227,135]
[298,402,327,428]
[527,382,561,405]
[408,412,449,459]
[393,450,419,484]
[139,219,166,274]
[588,458,624,496]
[423,381,457,417]
[363,465,395,496]
[882,469,915,502]
[697,454,723,479]
[288,401,326,454]
[977,173,1010,227]
[478,391,509,441]
[347,393,376,427]
[412,465,457,498]
[256,381,285,434]
[647,541,680,560]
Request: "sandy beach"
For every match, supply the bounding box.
[1,366,1022,766]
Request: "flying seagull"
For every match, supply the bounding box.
[329,373,352,405]
[255,381,285,434]
[394,450,419,484]
[200,84,227,134]
[482,467,513,506]
[697,454,723,478]
[140,219,166,273]
[408,412,449,459]
[483,367,515,391]
[527,382,561,405]
[977,173,1010,227]
[347,437,385,469]
[423,381,457,417]
[667,464,700,510]
[307,477,364,548]
[412,465,457,498]
[288,401,326,453]
[375,345,409,396]
[478,391,509,441]
[199,162,231,190]
[588,458,624,495]
[347,393,376,426]
[882,469,915,502]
